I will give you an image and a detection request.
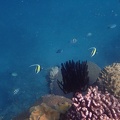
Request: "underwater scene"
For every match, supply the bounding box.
[0,0,120,120]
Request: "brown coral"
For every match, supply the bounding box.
[13,95,72,120]
[97,63,120,98]
[29,103,60,120]
[29,95,72,120]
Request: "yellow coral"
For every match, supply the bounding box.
[29,101,72,120]
[29,103,60,120]
[97,63,120,98]
[54,101,71,114]
[29,105,43,120]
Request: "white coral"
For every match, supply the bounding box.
[49,66,59,80]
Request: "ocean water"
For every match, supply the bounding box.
[0,0,120,119]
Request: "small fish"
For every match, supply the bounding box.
[108,24,117,29]
[89,47,97,57]
[13,88,20,95]
[56,49,63,53]
[70,38,78,44]
[87,32,92,37]
[11,72,18,77]
[29,64,41,74]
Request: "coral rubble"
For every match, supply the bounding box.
[65,86,120,120]
[97,63,120,99]
[57,60,89,94]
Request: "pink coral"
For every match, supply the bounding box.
[65,86,120,120]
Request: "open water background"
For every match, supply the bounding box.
[0,0,120,119]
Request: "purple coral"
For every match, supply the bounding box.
[65,86,120,120]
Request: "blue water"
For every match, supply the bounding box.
[0,0,120,119]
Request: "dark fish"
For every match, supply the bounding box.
[56,49,63,53]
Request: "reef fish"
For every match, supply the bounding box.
[11,72,18,77]
[56,49,63,53]
[13,88,20,95]
[108,24,117,29]
[29,64,41,74]
[70,38,78,44]
[89,47,97,57]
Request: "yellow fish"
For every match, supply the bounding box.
[29,64,41,74]
[89,47,97,57]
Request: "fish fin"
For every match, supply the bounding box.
[29,64,39,67]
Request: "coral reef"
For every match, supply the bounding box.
[29,103,60,120]
[13,95,72,120]
[97,63,120,99]
[57,60,89,94]
[65,86,120,120]
[49,66,59,80]
[34,94,72,107]
[48,61,101,98]
[47,66,59,94]
[54,101,71,114]
[29,95,72,120]
[87,61,101,85]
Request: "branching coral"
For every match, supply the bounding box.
[65,86,120,120]
[57,60,89,94]
[97,63,120,99]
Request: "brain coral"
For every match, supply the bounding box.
[65,86,120,120]
[29,103,60,120]
[13,95,72,120]
[29,95,72,120]
[97,63,120,99]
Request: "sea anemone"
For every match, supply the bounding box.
[57,60,89,94]
[97,63,120,99]
[65,86,120,120]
